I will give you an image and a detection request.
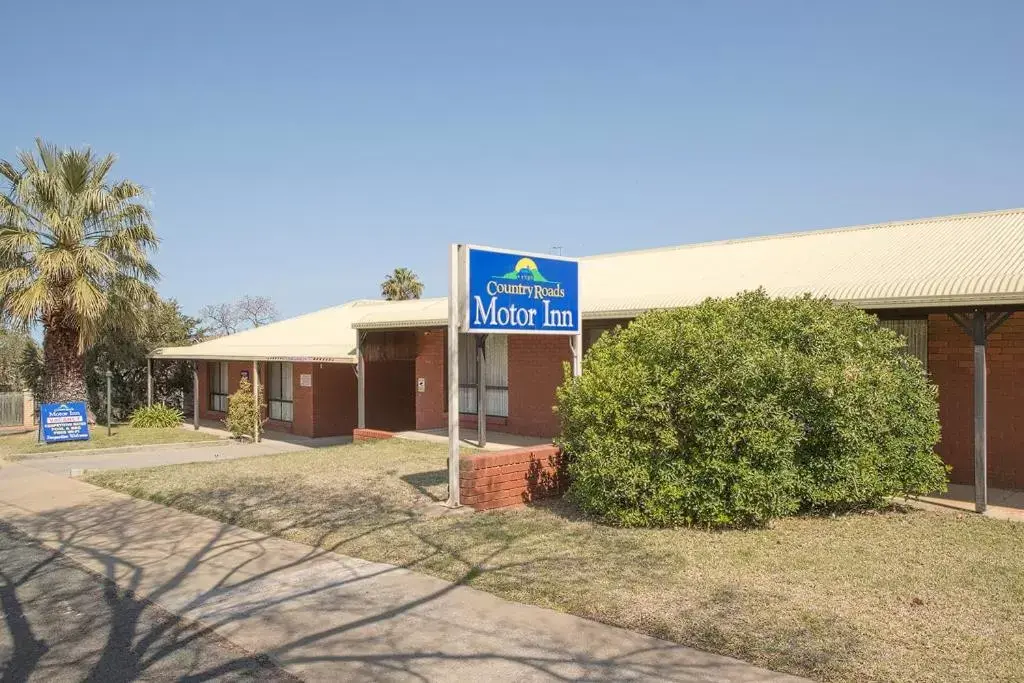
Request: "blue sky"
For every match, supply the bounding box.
[3,1,1022,319]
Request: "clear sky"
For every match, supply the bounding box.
[4,1,1022,320]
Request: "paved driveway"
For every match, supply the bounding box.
[18,440,305,476]
[0,463,808,683]
[0,520,295,682]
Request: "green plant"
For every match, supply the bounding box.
[128,404,184,428]
[0,139,159,404]
[224,378,265,440]
[556,290,948,528]
[380,267,424,301]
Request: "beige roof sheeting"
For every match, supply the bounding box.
[153,208,1024,357]
[349,297,449,330]
[580,208,1024,318]
[151,300,396,362]
[353,208,1024,329]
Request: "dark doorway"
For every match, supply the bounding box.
[364,359,416,431]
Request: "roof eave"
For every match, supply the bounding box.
[148,351,357,363]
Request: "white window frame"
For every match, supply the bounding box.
[209,362,229,412]
[458,334,509,417]
[267,362,294,422]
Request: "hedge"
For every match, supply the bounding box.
[556,290,947,528]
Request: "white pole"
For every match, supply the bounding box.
[572,331,583,377]
[447,244,461,507]
[192,362,200,430]
[477,335,486,448]
[252,360,260,443]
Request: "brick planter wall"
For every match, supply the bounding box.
[353,428,395,441]
[460,445,565,511]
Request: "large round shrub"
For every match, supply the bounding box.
[556,291,947,528]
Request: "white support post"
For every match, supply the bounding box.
[146,358,153,406]
[477,335,487,448]
[447,244,461,507]
[571,331,583,377]
[192,362,200,430]
[252,360,260,443]
[357,331,366,430]
[972,311,987,513]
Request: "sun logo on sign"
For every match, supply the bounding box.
[500,257,550,283]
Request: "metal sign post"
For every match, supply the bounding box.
[446,244,462,507]
[446,244,581,508]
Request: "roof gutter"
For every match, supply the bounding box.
[148,351,357,363]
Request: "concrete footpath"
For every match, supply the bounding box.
[16,438,306,476]
[0,463,806,682]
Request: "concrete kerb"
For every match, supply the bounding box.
[6,438,227,461]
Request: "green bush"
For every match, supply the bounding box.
[128,404,184,428]
[224,378,265,440]
[556,290,947,528]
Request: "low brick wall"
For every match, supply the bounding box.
[460,445,565,511]
[353,428,395,441]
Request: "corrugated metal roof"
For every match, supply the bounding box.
[349,297,449,330]
[151,300,396,362]
[580,208,1024,317]
[353,208,1024,329]
[153,208,1024,358]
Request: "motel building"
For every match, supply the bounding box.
[152,208,1024,506]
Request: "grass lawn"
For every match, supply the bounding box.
[0,425,220,459]
[83,439,1024,683]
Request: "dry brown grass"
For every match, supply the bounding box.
[84,438,1024,683]
[0,425,218,459]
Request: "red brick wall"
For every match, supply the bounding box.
[415,330,447,430]
[413,330,571,438]
[289,363,315,437]
[460,445,565,510]
[313,363,358,437]
[506,335,572,438]
[196,360,343,438]
[929,313,1024,490]
[353,428,395,441]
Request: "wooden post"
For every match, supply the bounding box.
[252,360,260,443]
[357,331,366,429]
[477,335,486,448]
[146,358,153,407]
[972,310,987,513]
[192,362,200,430]
[447,244,461,507]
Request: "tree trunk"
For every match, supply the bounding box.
[41,314,87,405]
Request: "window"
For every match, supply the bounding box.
[267,362,294,422]
[458,334,508,417]
[208,362,229,412]
[878,319,928,370]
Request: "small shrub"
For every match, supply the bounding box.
[556,290,948,529]
[224,378,265,440]
[129,404,184,428]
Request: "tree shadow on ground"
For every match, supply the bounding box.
[0,478,789,683]
[399,469,448,502]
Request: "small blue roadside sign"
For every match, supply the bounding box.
[40,402,90,444]
[464,247,580,334]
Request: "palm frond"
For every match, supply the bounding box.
[0,139,160,349]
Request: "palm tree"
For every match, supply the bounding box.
[0,139,159,404]
[380,267,424,301]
